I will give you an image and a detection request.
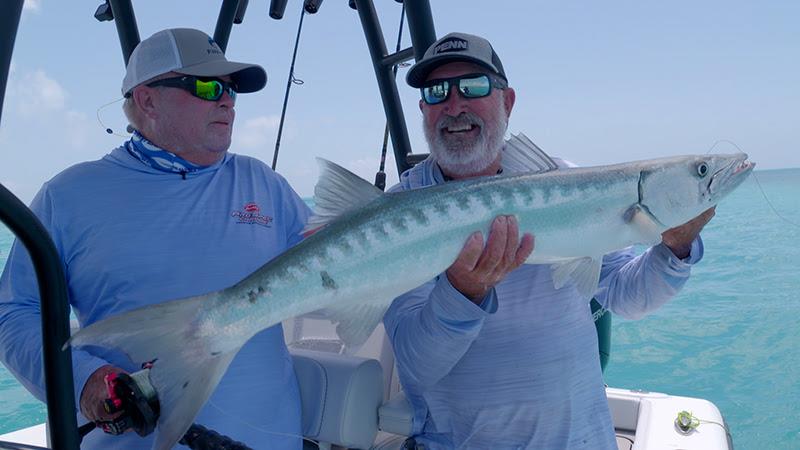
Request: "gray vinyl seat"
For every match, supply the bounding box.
[291,348,384,449]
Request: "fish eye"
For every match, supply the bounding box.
[696,162,709,177]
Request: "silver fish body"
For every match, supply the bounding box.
[68,152,753,449]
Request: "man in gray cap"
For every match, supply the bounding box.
[383,32,714,449]
[0,28,310,449]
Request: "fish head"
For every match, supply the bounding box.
[639,153,754,227]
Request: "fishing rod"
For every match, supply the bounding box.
[272,0,325,171]
[373,0,408,191]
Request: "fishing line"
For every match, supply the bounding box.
[706,139,799,229]
[751,172,800,228]
[704,139,743,155]
[96,97,131,137]
[205,399,320,446]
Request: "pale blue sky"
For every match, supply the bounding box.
[1,0,797,203]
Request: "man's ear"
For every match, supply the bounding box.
[503,87,516,118]
[131,86,159,120]
[419,98,424,112]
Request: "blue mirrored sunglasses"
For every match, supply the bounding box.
[421,73,507,105]
[146,76,237,101]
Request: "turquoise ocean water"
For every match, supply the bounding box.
[1,168,798,449]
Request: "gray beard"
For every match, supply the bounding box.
[424,106,507,177]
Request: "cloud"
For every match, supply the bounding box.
[234,115,280,150]
[11,69,67,116]
[23,0,42,12]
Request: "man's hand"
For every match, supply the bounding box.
[446,215,535,304]
[661,207,716,259]
[80,364,127,422]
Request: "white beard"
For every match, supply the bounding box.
[424,102,508,177]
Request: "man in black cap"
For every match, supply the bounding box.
[383,32,714,449]
[0,28,310,449]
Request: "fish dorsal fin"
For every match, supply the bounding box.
[303,158,383,234]
[551,256,603,299]
[503,132,559,174]
[624,204,665,246]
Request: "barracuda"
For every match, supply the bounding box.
[67,147,753,450]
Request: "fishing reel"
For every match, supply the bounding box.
[78,364,160,439]
[77,364,253,449]
[100,366,161,436]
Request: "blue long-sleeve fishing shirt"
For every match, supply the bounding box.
[383,156,703,450]
[0,145,311,449]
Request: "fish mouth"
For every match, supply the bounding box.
[708,154,755,197]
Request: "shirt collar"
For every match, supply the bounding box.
[125,130,207,176]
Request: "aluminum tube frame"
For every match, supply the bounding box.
[353,0,416,175]
[404,0,436,62]
[213,0,242,52]
[107,0,141,65]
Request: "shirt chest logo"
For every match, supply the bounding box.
[231,202,273,227]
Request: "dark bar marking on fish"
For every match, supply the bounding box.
[391,216,408,232]
[410,208,430,226]
[354,229,368,244]
[276,266,298,283]
[245,285,268,304]
[514,186,534,205]
[334,240,354,256]
[478,192,494,209]
[183,381,189,389]
[433,201,449,215]
[541,186,553,203]
[321,271,338,290]
[456,196,470,211]
[499,187,515,203]
[211,351,221,356]
[371,223,389,237]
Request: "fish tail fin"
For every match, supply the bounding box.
[66,293,241,450]
[150,349,238,450]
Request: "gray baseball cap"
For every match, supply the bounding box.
[406,32,507,88]
[121,28,267,96]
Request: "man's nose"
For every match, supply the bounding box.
[441,86,469,113]
[218,90,235,107]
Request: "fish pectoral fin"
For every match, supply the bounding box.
[303,158,384,234]
[624,204,665,246]
[313,301,390,355]
[67,293,240,450]
[550,256,603,299]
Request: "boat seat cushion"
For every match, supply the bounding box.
[291,348,384,449]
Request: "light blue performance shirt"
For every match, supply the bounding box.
[0,145,311,449]
[383,156,703,450]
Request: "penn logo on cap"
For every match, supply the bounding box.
[434,37,469,54]
[206,37,222,55]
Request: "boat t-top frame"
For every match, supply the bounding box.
[0,1,437,448]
